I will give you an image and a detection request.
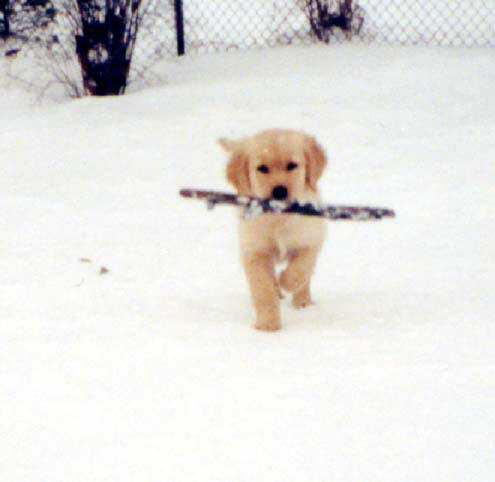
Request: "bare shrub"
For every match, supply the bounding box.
[305,0,365,42]
[5,0,171,98]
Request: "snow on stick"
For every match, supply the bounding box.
[179,189,395,221]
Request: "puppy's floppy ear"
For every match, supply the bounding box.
[226,151,251,194]
[304,135,327,191]
[218,138,251,194]
[218,137,238,153]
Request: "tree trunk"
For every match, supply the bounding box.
[75,0,138,96]
[0,0,10,39]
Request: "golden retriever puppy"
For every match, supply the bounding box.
[219,129,327,331]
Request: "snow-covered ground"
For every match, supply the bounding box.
[1,44,495,481]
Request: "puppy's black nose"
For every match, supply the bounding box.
[272,185,288,200]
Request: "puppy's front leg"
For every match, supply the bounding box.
[279,247,319,308]
[242,253,281,331]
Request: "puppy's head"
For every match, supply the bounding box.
[219,129,327,200]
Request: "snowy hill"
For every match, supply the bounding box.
[1,44,495,481]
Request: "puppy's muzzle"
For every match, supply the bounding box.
[272,185,288,200]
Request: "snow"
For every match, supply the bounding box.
[1,44,495,481]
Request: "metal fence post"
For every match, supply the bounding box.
[174,0,185,55]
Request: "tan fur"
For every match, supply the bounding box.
[219,129,327,331]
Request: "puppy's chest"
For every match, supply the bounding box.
[272,216,303,257]
[241,214,323,260]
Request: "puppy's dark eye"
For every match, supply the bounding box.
[257,164,269,174]
[287,161,298,171]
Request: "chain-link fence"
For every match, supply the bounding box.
[3,0,495,57]
[158,0,495,57]
[355,0,494,47]
[1,0,493,96]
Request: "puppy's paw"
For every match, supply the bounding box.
[279,268,305,294]
[254,320,282,332]
[292,295,313,309]
[292,287,313,309]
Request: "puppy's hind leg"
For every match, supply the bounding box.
[242,253,281,331]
